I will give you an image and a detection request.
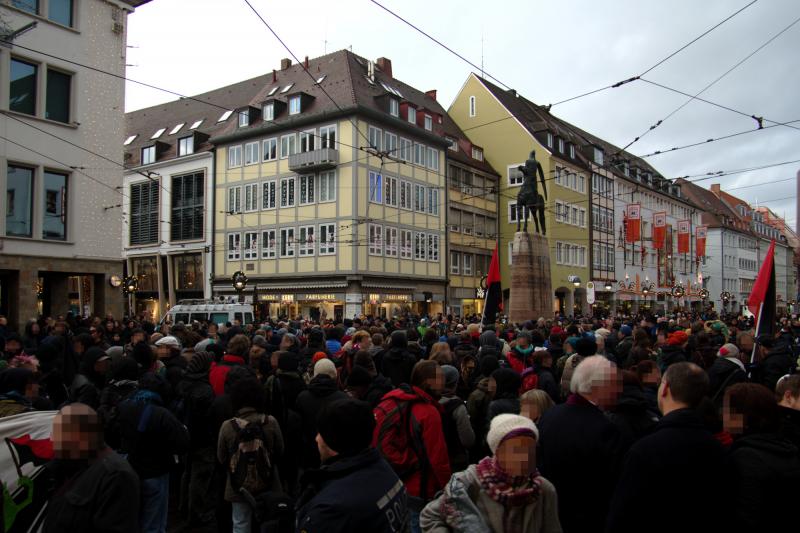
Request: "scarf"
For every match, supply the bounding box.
[476,456,542,507]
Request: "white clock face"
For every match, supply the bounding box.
[109,275,122,288]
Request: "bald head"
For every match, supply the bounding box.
[53,403,104,459]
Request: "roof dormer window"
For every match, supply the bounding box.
[281,83,294,94]
[288,95,301,115]
[263,102,275,121]
[151,128,166,140]
[238,109,249,127]
[170,123,185,135]
[124,135,137,146]
[557,138,564,153]
[446,137,458,152]
[389,97,399,117]
[424,115,433,131]
[218,110,233,122]
[189,119,203,130]
[472,147,483,161]
[407,106,416,124]
[593,147,604,165]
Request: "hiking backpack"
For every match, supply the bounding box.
[373,390,431,499]
[228,416,273,495]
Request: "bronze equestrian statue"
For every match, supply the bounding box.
[516,149,548,235]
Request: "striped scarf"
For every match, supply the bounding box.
[476,456,542,507]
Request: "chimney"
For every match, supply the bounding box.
[425,89,437,101]
[280,58,292,70]
[272,69,277,82]
[710,183,721,195]
[376,57,392,78]
[304,56,309,69]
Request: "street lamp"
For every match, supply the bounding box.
[671,283,685,298]
[568,275,582,288]
[231,271,248,292]
[604,281,613,291]
[699,288,710,300]
[122,276,138,295]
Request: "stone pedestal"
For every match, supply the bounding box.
[509,232,552,324]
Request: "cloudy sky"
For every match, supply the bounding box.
[126,0,800,225]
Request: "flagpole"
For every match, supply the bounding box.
[750,301,764,369]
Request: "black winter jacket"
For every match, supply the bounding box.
[779,405,800,453]
[606,409,726,533]
[175,372,215,450]
[379,347,416,387]
[755,346,794,392]
[607,383,659,448]
[295,449,408,533]
[707,357,747,404]
[295,375,348,468]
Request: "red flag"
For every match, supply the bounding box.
[653,211,666,250]
[626,204,641,243]
[695,226,708,258]
[482,244,503,326]
[7,434,54,467]
[748,240,776,332]
[677,220,690,254]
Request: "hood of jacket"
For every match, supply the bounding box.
[613,383,650,412]
[492,368,521,400]
[732,432,799,458]
[308,374,340,397]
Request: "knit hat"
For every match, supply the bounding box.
[155,335,181,349]
[312,352,328,366]
[441,365,460,390]
[487,414,539,454]
[595,328,611,339]
[667,331,689,346]
[314,358,337,379]
[346,365,372,388]
[717,343,739,358]
[576,337,597,357]
[251,335,268,349]
[316,398,375,456]
[620,325,633,336]
[187,351,213,375]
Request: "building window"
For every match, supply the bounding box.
[299,225,315,256]
[45,68,71,123]
[384,132,397,156]
[414,184,426,212]
[472,147,483,161]
[299,130,315,153]
[319,170,336,202]
[428,187,439,216]
[546,132,553,148]
[407,106,416,124]
[401,230,412,259]
[228,145,242,168]
[449,207,461,232]
[389,98,399,117]
[569,144,575,159]
[451,252,460,274]
[427,147,440,171]
[399,138,412,161]
[261,229,277,259]
[48,0,74,26]
[227,186,242,214]
[263,138,277,161]
[238,110,249,128]
[263,102,274,121]
[429,234,440,262]
[385,226,398,257]
[12,1,39,15]
[446,137,458,152]
[508,201,518,223]
[243,232,259,260]
[42,170,67,240]
[138,144,157,165]
[469,96,476,117]
[508,164,523,186]
[319,224,336,255]
[244,183,258,212]
[173,253,203,291]
[368,224,383,256]
[170,171,203,241]
[288,95,301,115]
[280,134,296,159]
[369,171,383,204]
[385,175,398,207]
[319,125,336,148]
[129,181,159,245]
[299,175,315,205]
[414,232,426,260]
[414,143,425,166]
[10,58,37,116]
[261,180,276,210]
[280,228,295,257]
[226,233,241,261]
[463,253,473,275]
[178,136,194,157]
[424,115,433,131]
[368,126,382,151]
[397,180,410,210]
[280,177,295,208]
[244,142,259,165]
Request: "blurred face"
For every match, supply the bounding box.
[156,345,172,359]
[94,358,110,376]
[4,340,21,356]
[426,367,445,396]
[517,336,530,349]
[25,381,39,399]
[250,345,265,364]
[487,377,497,396]
[496,435,537,477]
[462,359,476,378]
[53,407,100,460]
[31,323,40,335]
[722,398,745,435]
[595,367,622,410]
[279,336,292,351]
[641,366,661,386]
[131,332,145,345]
[520,400,542,423]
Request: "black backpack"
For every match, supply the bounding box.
[228,416,273,495]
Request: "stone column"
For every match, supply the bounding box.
[565,290,575,318]
[509,232,552,324]
[49,275,70,318]
[17,268,39,326]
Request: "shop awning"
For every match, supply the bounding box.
[362,282,417,291]
[254,282,348,290]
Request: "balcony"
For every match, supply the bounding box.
[288,147,338,172]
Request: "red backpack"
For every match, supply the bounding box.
[520,367,539,394]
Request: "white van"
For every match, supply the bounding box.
[160,298,254,327]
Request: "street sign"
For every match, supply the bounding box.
[586,282,596,304]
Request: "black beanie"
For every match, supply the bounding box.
[576,337,597,357]
[346,365,372,388]
[316,398,375,456]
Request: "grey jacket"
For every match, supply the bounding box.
[420,464,562,533]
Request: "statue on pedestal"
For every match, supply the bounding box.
[516,149,548,235]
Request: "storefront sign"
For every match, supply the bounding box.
[281,294,294,303]
[476,286,486,299]
[258,294,279,302]
[345,293,363,303]
[299,293,344,302]
[586,282,596,305]
[382,294,412,302]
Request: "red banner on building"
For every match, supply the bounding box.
[696,226,708,258]
[653,211,667,250]
[626,203,641,243]
[677,219,690,254]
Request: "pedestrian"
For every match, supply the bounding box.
[752,335,794,393]
[707,343,747,406]
[537,356,623,533]
[519,389,554,424]
[295,358,348,469]
[296,398,409,532]
[657,330,688,372]
[776,374,800,450]
[69,346,111,409]
[606,362,726,533]
[420,414,562,533]
[378,330,417,387]
[46,403,140,533]
[209,334,250,396]
[439,365,475,473]
[486,368,522,426]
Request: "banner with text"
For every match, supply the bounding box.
[677,219,690,254]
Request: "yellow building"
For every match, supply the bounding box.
[450,75,591,316]
[211,52,447,320]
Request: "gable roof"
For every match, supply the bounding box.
[675,178,747,230]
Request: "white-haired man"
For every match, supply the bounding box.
[537,355,623,533]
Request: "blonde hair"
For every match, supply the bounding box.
[429,342,452,365]
[521,389,555,416]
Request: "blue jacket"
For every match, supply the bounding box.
[295,448,408,533]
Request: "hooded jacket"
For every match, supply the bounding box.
[175,368,215,450]
[607,383,659,447]
[378,331,417,387]
[296,374,348,468]
[69,347,109,409]
[707,356,747,404]
[209,354,246,396]
[755,345,795,393]
[486,369,521,427]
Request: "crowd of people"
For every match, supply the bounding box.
[0,308,799,533]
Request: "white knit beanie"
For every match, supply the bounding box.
[487,414,539,454]
[314,358,338,379]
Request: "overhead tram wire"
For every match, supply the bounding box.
[617,13,800,154]
[370,0,758,108]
